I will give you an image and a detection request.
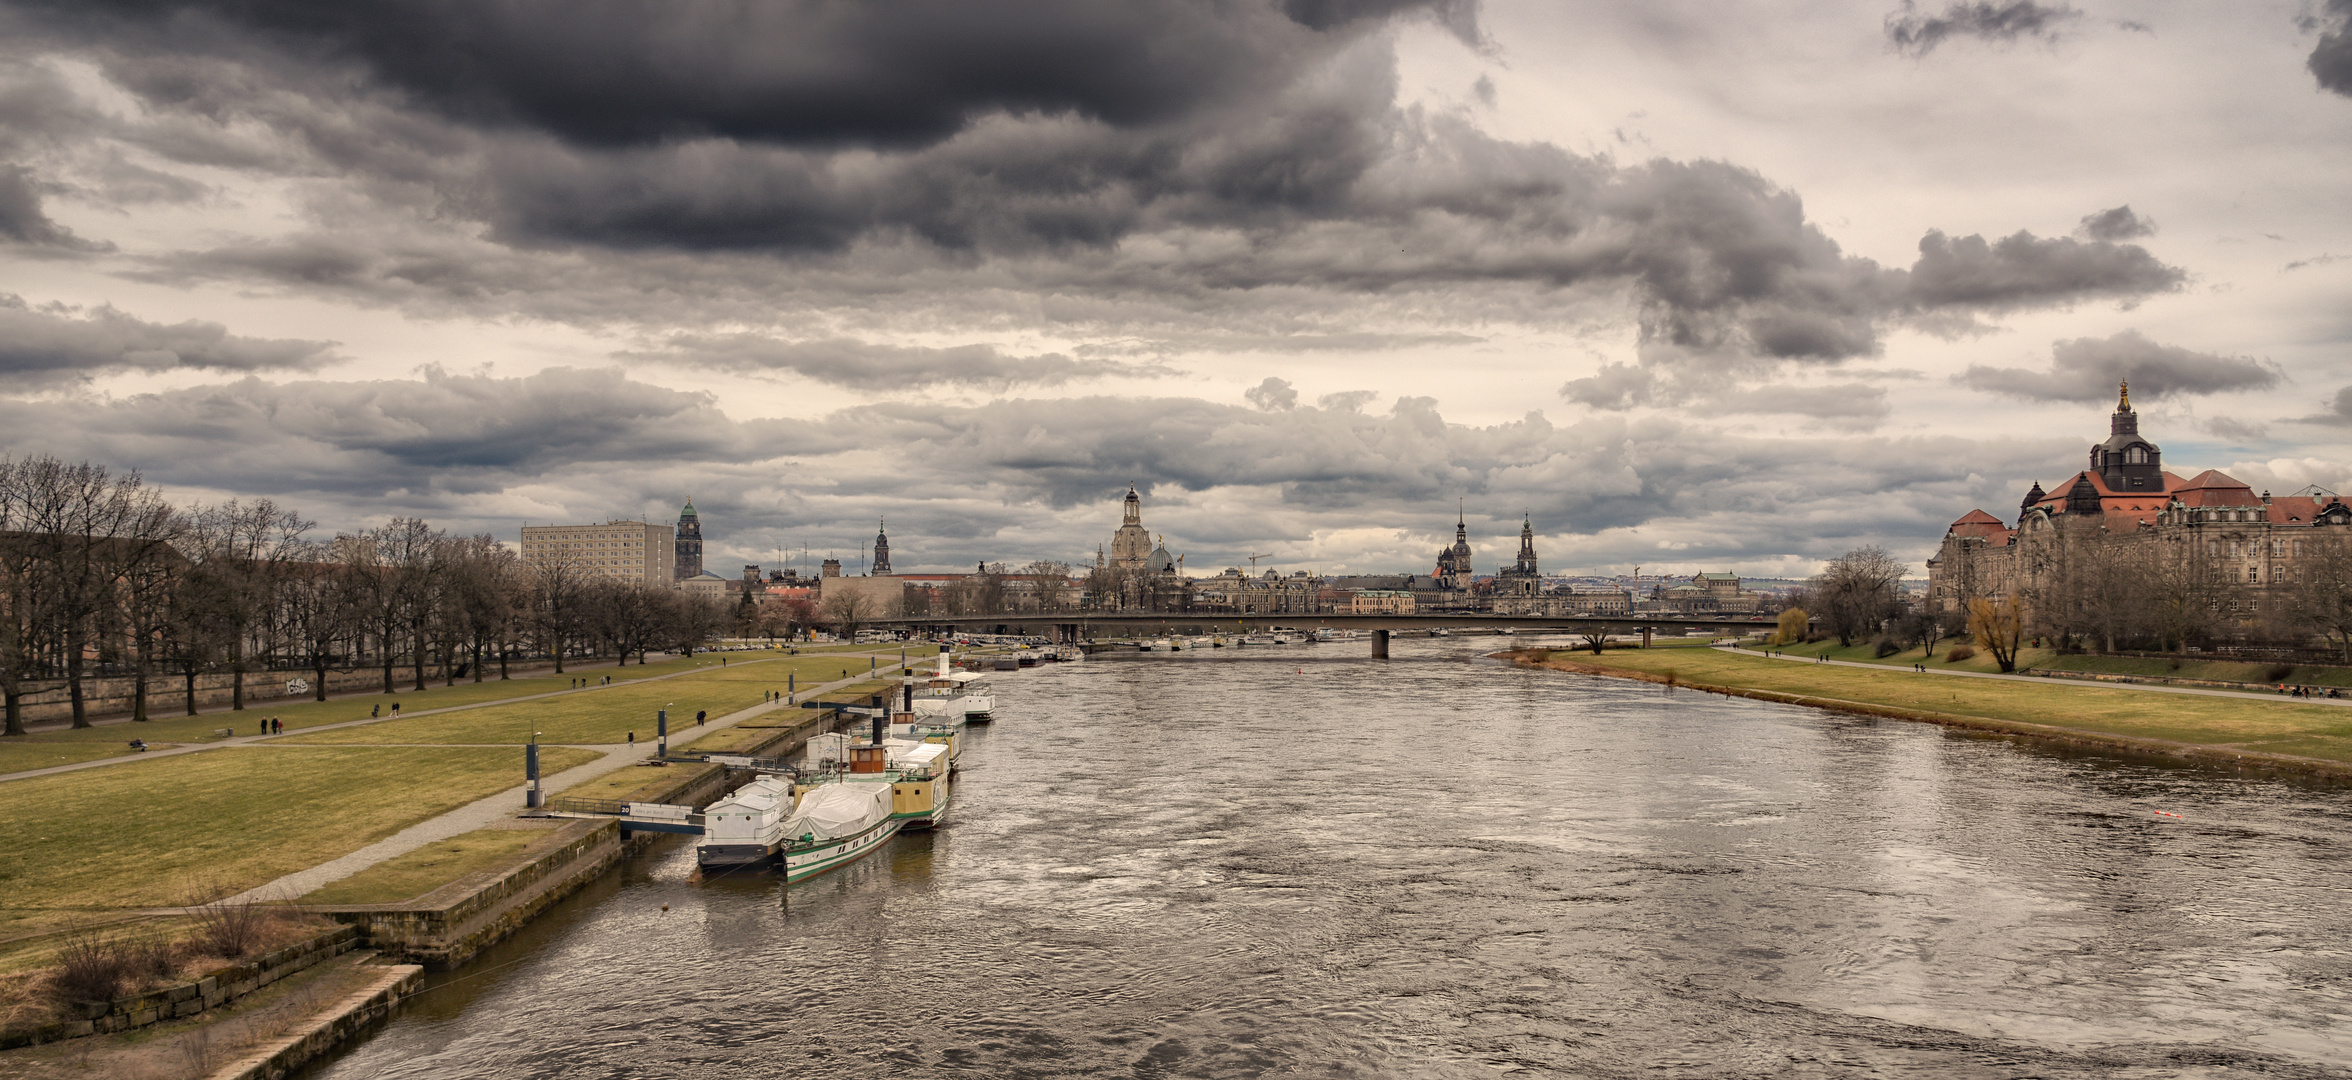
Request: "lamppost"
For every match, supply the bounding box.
[658,704,670,760]
[526,730,542,808]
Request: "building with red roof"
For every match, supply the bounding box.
[1926,384,2352,645]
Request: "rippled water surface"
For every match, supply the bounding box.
[306,638,2352,1078]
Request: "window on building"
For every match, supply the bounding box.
[2248,566,2260,583]
[2126,446,2147,464]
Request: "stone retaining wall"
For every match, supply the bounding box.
[319,819,626,970]
[0,925,359,1049]
[205,963,424,1080]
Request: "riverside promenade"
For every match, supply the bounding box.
[217,657,914,904]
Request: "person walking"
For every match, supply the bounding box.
[628,731,636,745]
[391,702,401,716]
[371,703,380,718]
[696,709,706,726]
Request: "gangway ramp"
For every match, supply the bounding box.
[535,796,705,835]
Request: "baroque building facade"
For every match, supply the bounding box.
[1926,385,2352,640]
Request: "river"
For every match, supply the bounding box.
[303,637,2352,1078]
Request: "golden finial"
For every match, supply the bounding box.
[2118,379,2130,411]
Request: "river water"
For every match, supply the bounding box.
[304,637,2352,1079]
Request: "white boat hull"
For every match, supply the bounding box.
[781,817,904,883]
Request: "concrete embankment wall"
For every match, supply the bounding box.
[316,706,865,967]
[0,926,360,1049]
[320,819,626,970]
[204,963,424,1080]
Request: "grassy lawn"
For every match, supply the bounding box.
[0,650,849,774]
[553,761,723,805]
[1755,638,2352,689]
[297,827,553,905]
[0,745,599,933]
[1539,647,2352,765]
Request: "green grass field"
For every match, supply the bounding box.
[1543,647,2352,764]
[297,828,553,905]
[0,745,599,934]
[279,654,906,746]
[1756,638,2352,689]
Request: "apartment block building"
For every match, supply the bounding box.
[520,519,677,585]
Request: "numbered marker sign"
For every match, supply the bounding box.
[286,678,310,695]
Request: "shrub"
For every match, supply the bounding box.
[190,895,276,960]
[1873,636,1902,658]
[2265,664,2296,682]
[1945,644,1977,662]
[48,931,132,1004]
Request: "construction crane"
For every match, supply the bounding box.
[1246,553,1275,570]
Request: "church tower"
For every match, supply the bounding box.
[1435,505,1473,590]
[1513,514,1538,577]
[871,518,892,575]
[674,498,703,580]
[1109,484,1154,571]
[2088,380,2164,492]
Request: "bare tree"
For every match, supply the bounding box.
[821,588,879,640]
[283,539,366,702]
[2291,532,2352,661]
[1813,547,1905,647]
[25,461,190,726]
[529,556,589,674]
[183,499,313,712]
[2145,529,2224,655]
[1022,560,1074,611]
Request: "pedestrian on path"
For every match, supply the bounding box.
[628,731,636,744]
[696,710,706,726]
[391,702,401,716]
[273,717,282,734]
[372,704,380,718]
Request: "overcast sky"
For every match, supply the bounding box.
[1,0,2347,579]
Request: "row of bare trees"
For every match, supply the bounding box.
[1939,518,2352,663]
[0,456,726,735]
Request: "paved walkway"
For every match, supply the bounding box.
[0,649,897,784]
[1717,645,2352,706]
[220,660,913,905]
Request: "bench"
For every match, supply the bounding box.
[212,727,234,738]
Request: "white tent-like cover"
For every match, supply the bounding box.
[782,782,891,842]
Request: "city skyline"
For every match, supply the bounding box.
[0,2,2346,581]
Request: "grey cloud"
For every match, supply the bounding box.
[0,366,775,499]
[1560,363,1657,410]
[629,335,1171,391]
[1955,329,2280,402]
[1246,377,1299,411]
[2075,204,2154,241]
[0,293,333,384]
[30,0,1471,150]
[2298,386,2352,426]
[1886,1,2081,57]
[1317,389,1379,412]
[23,4,2186,373]
[1905,229,2182,310]
[0,164,107,251]
[2312,0,2352,97]
[0,368,2087,574]
[2204,416,2269,441]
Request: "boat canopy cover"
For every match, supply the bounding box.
[893,742,948,772]
[783,782,891,841]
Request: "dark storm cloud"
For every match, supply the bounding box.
[2297,386,2352,426]
[12,0,2187,371]
[1885,1,2081,57]
[27,0,1473,149]
[629,335,1173,390]
[2311,0,2352,97]
[0,293,333,383]
[2075,205,2154,241]
[1955,329,2280,402]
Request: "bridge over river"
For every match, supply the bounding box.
[871,611,1773,656]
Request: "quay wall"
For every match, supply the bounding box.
[0,926,360,1049]
[205,963,424,1080]
[319,819,624,970]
